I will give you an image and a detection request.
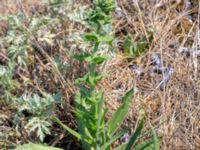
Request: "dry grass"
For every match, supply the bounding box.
[98,0,200,149]
[1,0,200,149]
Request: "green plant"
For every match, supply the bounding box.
[0,11,61,145]
[0,12,58,104]
[70,1,120,149]
[53,0,159,150]
[0,1,79,148]
[0,62,19,102]
[123,33,153,58]
[15,92,60,142]
[0,13,56,67]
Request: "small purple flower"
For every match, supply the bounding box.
[152,66,165,74]
[115,7,124,17]
[129,64,144,76]
[178,47,200,58]
[151,53,162,67]
[43,27,49,33]
[159,65,174,90]
[121,133,130,143]
[193,50,200,58]
[178,47,190,57]
[185,0,193,10]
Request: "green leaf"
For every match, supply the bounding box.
[99,35,113,44]
[87,11,109,25]
[75,73,89,85]
[0,66,7,77]
[124,35,149,57]
[135,140,155,150]
[136,41,148,55]
[101,131,125,149]
[150,125,159,150]
[25,117,51,142]
[92,56,106,64]
[74,52,91,62]
[115,143,127,150]
[85,55,107,64]
[134,125,160,150]
[15,143,62,150]
[125,120,144,150]
[124,35,133,54]
[84,32,113,45]
[97,91,105,143]
[107,88,134,135]
[52,117,82,140]
[76,73,102,87]
[84,32,99,43]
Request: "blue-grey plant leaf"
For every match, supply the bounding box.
[15,143,63,150]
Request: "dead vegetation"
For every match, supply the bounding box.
[101,0,200,149]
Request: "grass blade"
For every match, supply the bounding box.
[107,88,134,135]
[101,131,124,150]
[135,140,155,150]
[125,120,144,150]
[150,125,160,150]
[115,143,127,150]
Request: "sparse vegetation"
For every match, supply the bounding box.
[0,0,199,149]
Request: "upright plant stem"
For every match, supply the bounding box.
[90,41,99,76]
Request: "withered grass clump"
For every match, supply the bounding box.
[99,0,200,149]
